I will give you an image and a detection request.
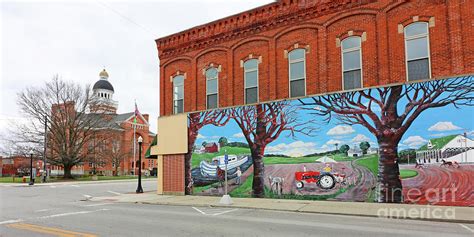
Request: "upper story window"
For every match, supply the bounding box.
[404,22,431,81]
[173,75,184,114]
[244,59,259,104]
[341,36,362,90]
[206,68,218,109]
[288,49,306,98]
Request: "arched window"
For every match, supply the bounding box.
[244,59,259,104]
[341,36,362,90]
[173,75,184,114]
[288,49,306,98]
[404,22,431,81]
[206,68,218,109]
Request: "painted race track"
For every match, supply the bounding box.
[402,164,474,206]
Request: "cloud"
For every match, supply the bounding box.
[428,122,462,132]
[266,141,325,157]
[197,134,206,139]
[327,125,355,136]
[232,133,245,138]
[325,139,343,145]
[351,134,371,143]
[402,136,428,149]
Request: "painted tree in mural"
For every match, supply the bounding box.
[230,101,317,198]
[299,76,474,203]
[186,110,229,194]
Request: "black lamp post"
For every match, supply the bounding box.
[136,136,143,193]
[29,152,34,185]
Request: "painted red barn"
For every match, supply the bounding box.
[204,143,219,153]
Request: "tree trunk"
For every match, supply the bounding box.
[251,149,265,198]
[185,131,198,195]
[377,140,403,203]
[63,165,73,179]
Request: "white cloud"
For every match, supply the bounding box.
[402,136,428,149]
[266,141,325,157]
[325,139,343,145]
[428,122,462,132]
[351,134,371,143]
[232,133,245,138]
[197,134,206,139]
[327,125,355,136]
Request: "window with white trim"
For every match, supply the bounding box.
[341,36,362,90]
[206,68,218,109]
[404,22,431,81]
[244,59,259,104]
[173,75,184,114]
[288,49,306,98]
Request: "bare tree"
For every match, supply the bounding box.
[186,110,229,194]
[95,132,129,176]
[299,76,474,203]
[230,101,317,198]
[13,76,108,179]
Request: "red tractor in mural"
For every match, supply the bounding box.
[294,171,345,190]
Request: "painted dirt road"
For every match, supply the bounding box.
[402,164,474,206]
[264,163,354,196]
[334,161,376,202]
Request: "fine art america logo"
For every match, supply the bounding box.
[377,187,457,219]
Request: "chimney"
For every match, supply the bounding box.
[143,114,149,122]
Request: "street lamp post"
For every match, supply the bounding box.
[29,152,34,185]
[136,136,143,193]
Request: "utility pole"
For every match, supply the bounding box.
[42,114,48,183]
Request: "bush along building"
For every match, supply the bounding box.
[150,0,474,205]
[49,69,156,177]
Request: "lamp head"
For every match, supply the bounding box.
[138,136,143,144]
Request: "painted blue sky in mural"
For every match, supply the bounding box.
[196,79,474,157]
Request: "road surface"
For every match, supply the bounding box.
[1,179,473,237]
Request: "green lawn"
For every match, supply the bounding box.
[355,155,378,177]
[229,174,254,197]
[0,175,155,183]
[263,153,355,165]
[191,146,251,168]
[399,169,418,179]
[355,155,418,179]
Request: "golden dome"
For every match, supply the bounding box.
[99,69,109,78]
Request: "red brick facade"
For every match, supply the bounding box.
[156,0,474,117]
[162,154,185,194]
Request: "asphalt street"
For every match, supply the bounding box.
[1,179,473,237]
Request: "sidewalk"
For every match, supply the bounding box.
[0,178,157,187]
[90,193,474,224]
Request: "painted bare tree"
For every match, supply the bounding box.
[15,76,107,179]
[299,76,474,203]
[230,101,317,198]
[186,109,229,194]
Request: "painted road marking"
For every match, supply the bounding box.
[107,190,121,195]
[50,185,57,188]
[70,185,80,188]
[459,224,474,233]
[192,207,238,216]
[82,194,93,200]
[34,209,51,212]
[0,219,22,225]
[39,209,109,219]
[7,222,96,237]
[82,203,114,207]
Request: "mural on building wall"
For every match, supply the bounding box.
[187,76,474,206]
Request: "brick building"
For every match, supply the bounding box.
[49,69,155,176]
[151,0,473,195]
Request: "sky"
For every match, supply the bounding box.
[0,0,274,136]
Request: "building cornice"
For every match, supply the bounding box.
[156,0,377,59]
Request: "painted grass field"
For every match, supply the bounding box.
[355,155,418,179]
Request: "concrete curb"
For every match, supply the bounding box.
[94,194,473,224]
